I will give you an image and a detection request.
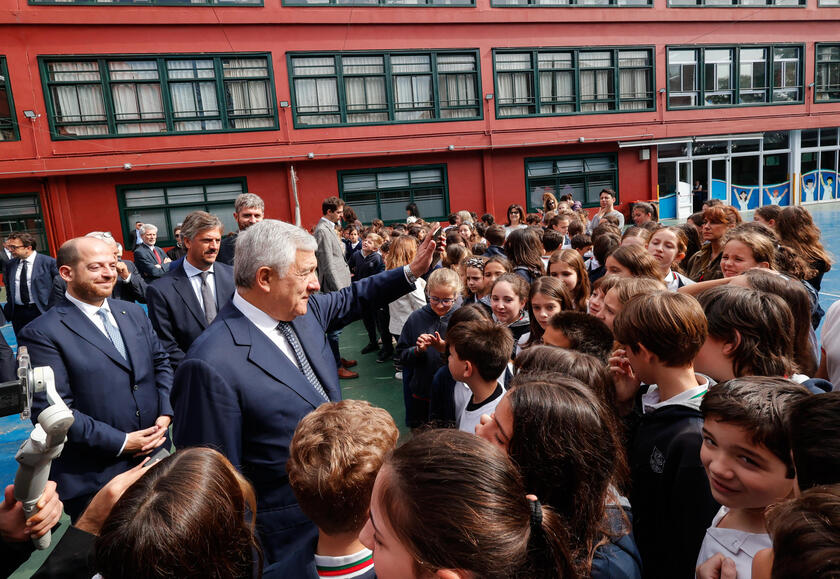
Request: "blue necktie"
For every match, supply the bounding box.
[97,308,127,361]
[276,321,329,402]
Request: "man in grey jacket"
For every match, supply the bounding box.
[312,196,358,379]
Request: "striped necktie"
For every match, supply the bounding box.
[97,308,127,361]
[276,321,329,402]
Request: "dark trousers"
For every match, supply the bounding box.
[12,304,41,336]
[327,329,342,367]
[361,311,378,346]
[376,307,392,355]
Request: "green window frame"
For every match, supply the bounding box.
[338,165,449,224]
[493,47,654,119]
[284,0,471,5]
[820,0,840,4]
[0,57,19,142]
[40,54,277,140]
[118,178,246,248]
[30,0,260,5]
[0,194,49,253]
[492,0,650,6]
[666,45,804,109]
[816,45,840,103]
[288,51,481,128]
[669,0,802,6]
[525,154,618,210]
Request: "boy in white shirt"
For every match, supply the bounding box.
[695,377,810,578]
[445,319,514,435]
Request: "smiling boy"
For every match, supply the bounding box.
[696,378,811,578]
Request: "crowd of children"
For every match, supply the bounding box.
[314,196,840,579]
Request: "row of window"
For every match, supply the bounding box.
[25,0,840,5]
[116,156,612,244]
[1,45,839,141]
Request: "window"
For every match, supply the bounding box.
[118,179,245,247]
[494,48,654,118]
[289,51,480,127]
[41,54,276,139]
[667,45,803,108]
[31,0,260,5]
[669,0,802,5]
[493,0,650,5]
[525,155,617,210]
[0,194,48,253]
[284,0,472,5]
[0,57,18,141]
[816,45,840,103]
[338,166,449,223]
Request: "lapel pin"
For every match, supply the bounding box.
[121,311,126,315]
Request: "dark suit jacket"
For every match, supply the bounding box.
[3,253,58,319]
[48,260,147,308]
[146,260,235,370]
[172,267,413,565]
[217,233,238,266]
[133,244,169,283]
[19,298,174,502]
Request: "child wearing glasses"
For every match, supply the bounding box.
[395,268,462,429]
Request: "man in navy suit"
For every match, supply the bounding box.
[4,232,59,335]
[19,236,173,521]
[147,211,235,370]
[133,224,171,283]
[217,192,265,266]
[172,219,438,565]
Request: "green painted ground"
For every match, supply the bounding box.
[11,320,404,577]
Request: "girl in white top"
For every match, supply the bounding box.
[516,277,574,354]
[647,225,695,291]
[386,236,426,338]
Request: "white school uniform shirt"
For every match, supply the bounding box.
[183,259,216,313]
[696,506,771,579]
[454,363,513,434]
[663,270,695,292]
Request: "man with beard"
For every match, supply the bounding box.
[217,193,264,266]
[146,211,234,371]
[18,237,173,520]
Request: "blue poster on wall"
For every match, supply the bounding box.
[659,193,677,220]
[711,179,727,201]
[761,182,790,207]
[801,170,837,203]
[731,185,761,212]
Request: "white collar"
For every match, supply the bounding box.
[642,373,714,414]
[64,291,109,317]
[183,259,213,278]
[232,290,280,333]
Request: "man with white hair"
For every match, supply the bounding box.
[133,224,171,283]
[172,219,439,566]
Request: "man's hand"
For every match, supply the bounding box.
[163,257,172,264]
[409,222,441,279]
[0,482,63,542]
[696,553,737,579]
[124,424,167,456]
[115,261,130,280]
[75,460,150,536]
[155,415,171,431]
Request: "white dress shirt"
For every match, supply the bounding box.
[14,251,37,306]
[183,259,216,313]
[232,291,298,367]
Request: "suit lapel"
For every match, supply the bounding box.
[224,306,326,409]
[109,299,137,369]
[7,260,17,305]
[214,265,234,309]
[172,265,207,328]
[57,301,131,370]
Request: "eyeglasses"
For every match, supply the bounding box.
[6,244,22,250]
[429,296,455,306]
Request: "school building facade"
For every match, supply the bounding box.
[1,1,840,253]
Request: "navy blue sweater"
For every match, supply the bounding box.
[395,304,456,400]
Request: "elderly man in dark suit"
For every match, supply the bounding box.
[172,219,438,565]
[48,232,147,308]
[133,224,171,283]
[19,236,173,520]
[147,211,234,370]
[4,232,59,335]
